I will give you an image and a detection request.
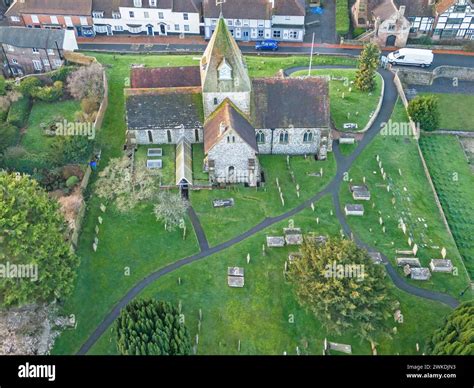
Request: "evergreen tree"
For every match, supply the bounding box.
[407,95,440,132]
[355,43,381,92]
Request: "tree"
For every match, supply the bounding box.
[153,191,188,231]
[115,299,192,355]
[355,43,381,92]
[95,157,160,212]
[288,238,394,340]
[407,95,440,132]
[0,172,79,306]
[67,63,104,101]
[427,301,474,355]
[0,122,19,152]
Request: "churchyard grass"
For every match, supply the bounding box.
[420,93,474,131]
[420,135,474,279]
[135,144,176,186]
[339,101,472,299]
[291,69,383,132]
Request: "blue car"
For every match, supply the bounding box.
[255,40,279,51]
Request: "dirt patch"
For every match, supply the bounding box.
[50,187,84,232]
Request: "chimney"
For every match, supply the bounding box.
[399,5,406,18]
[269,0,275,9]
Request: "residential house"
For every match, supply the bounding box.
[394,0,436,37]
[432,0,474,40]
[91,0,202,36]
[125,17,331,189]
[0,26,78,76]
[5,0,94,36]
[202,0,305,42]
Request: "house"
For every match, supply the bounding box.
[352,0,411,47]
[202,0,306,42]
[5,0,94,37]
[394,0,436,37]
[0,26,78,76]
[125,17,331,188]
[91,0,202,37]
[432,0,474,40]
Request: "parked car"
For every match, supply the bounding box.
[255,40,279,51]
[387,48,434,68]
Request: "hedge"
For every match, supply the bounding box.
[336,0,350,37]
[7,96,32,128]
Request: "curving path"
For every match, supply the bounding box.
[77,66,459,355]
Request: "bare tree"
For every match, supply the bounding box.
[67,63,105,101]
[153,191,188,231]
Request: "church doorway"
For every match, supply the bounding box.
[386,35,397,46]
[228,166,235,182]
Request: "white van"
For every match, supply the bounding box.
[387,48,434,68]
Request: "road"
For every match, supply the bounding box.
[76,62,463,355]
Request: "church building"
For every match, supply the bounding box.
[125,17,331,188]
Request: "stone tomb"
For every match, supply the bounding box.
[410,267,431,281]
[344,204,364,216]
[283,228,303,246]
[213,198,235,208]
[306,235,328,246]
[396,258,421,268]
[429,259,453,273]
[350,184,371,201]
[266,236,285,248]
[368,251,383,265]
[227,267,245,288]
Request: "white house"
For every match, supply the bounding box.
[432,0,474,40]
[202,0,305,42]
[91,0,201,36]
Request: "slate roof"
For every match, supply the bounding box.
[92,0,201,16]
[0,26,66,49]
[130,66,201,89]
[126,90,203,131]
[202,0,271,19]
[251,77,330,129]
[201,17,252,94]
[204,98,257,154]
[273,0,306,16]
[394,0,435,17]
[6,0,92,16]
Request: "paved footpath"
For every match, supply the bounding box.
[76,65,460,355]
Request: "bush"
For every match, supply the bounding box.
[32,81,64,102]
[18,77,41,97]
[7,96,31,128]
[81,97,100,115]
[408,95,440,132]
[0,122,19,151]
[52,66,75,83]
[0,75,6,96]
[65,175,80,188]
[67,63,104,101]
[336,0,350,36]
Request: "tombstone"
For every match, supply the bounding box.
[429,259,453,273]
[92,242,97,252]
[344,204,364,216]
[394,310,402,322]
[262,244,266,256]
[213,198,235,208]
[311,203,315,211]
[403,264,412,276]
[246,253,250,264]
[94,237,99,246]
[95,225,99,235]
[410,267,431,281]
[100,204,107,213]
[178,277,182,285]
[441,247,447,259]
[266,236,285,248]
[98,216,103,225]
[396,257,421,267]
[316,217,320,224]
[283,228,303,245]
[413,244,418,256]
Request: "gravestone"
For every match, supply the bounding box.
[266,236,285,248]
[213,198,234,208]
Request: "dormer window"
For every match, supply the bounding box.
[92,11,104,18]
[218,58,232,81]
[149,0,157,6]
[134,0,142,7]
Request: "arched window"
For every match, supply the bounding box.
[195,129,200,142]
[228,166,235,182]
[256,131,265,144]
[279,130,289,144]
[167,130,172,143]
[147,130,153,143]
[232,136,235,143]
[214,97,218,105]
[303,130,313,143]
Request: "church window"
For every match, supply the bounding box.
[214,97,218,105]
[303,130,313,143]
[195,129,200,142]
[147,130,153,143]
[279,130,288,144]
[167,130,172,143]
[256,131,265,144]
[232,136,235,143]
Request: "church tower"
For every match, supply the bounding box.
[200,17,252,119]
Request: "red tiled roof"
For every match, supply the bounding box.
[130,66,201,89]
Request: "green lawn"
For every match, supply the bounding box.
[292,69,383,132]
[192,143,208,183]
[421,93,474,131]
[420,135,474,279]
[135,144,176,186]
[87,196,452,356]
[339,101,472,299]
[191,153,336,246]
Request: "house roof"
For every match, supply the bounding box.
[251,77,330,129]
[6,0,92,16]
[202,0,271,19]
[394,0,435,17]
[130,66,202,89]
[434,0,468,14]
[126,90,203,131]
[201,17,252,94]
[0,26,66,49]
[372,0,397,20]
[204,98,257,154]
[273,0,306,16]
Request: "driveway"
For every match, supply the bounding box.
[304,1,337,44]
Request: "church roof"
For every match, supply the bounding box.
[200,18,252,94]
[130,66,201,89]
[204,99,257,154]
[251,77,330,129]
[126,89,203,131]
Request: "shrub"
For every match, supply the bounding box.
[0,122,20,151]
[7,96,31,128]
[65,175,80,188]
[67,63,104,101]
[32,81,64,102]
[52,66,75,83]
[2,145,27,160]
[0,75,6,96]
[81,97,100,115]
[408,95,440,132]
[18,77,41,97]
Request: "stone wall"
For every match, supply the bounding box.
[202,91,251,119]
[133,127,203,145]
[397,66,474,86]
[256,127,322,155]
